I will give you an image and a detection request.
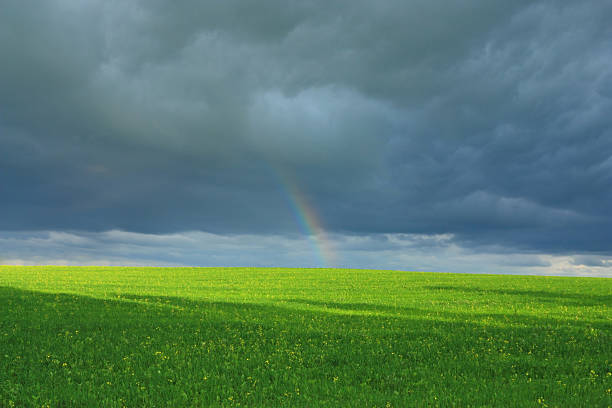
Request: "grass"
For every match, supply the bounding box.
[0,266,610,407]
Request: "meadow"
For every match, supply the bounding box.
[0,266,610,407]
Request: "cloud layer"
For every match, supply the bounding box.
[2,230,611,277]
[2,1,612,274]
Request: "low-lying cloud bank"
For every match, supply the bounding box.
[1,230,610,278]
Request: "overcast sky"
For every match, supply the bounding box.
[2,1,612,276]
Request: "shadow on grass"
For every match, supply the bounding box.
[423,285,612,307]
[281,298,409,313]
[2,286,609,348]
[280,297,610,330]
[0,285,611,406]
[109,292,612,330]
[109,291,612,330]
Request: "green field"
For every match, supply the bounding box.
[0,266,610,407]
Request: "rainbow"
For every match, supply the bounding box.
[274,171,336,268]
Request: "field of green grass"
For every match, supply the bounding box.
[0,266,610,407]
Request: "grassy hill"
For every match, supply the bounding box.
[0,266,610,407]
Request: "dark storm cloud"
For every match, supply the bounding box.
[1,1,612,258]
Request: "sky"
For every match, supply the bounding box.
[1,1,612,277]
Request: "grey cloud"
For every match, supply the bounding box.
[570,255,612,268]
[3,230,611,277]
[1,1,612,268]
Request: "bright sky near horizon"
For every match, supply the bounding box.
[1,1,612,277]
